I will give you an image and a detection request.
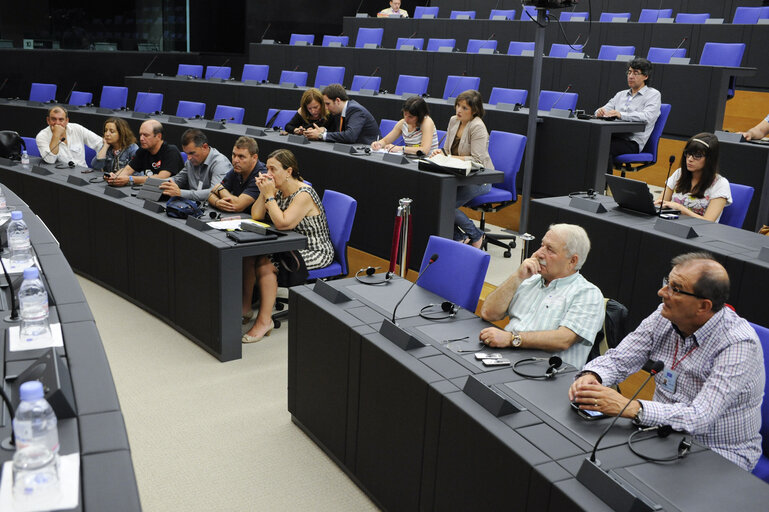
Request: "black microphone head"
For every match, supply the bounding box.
[548,355,563,369]
[365,266,375,276]
[429,253,439,262]
[669,155,675,164]
[642,359,665,374]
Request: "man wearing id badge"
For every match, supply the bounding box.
[569,253,764,471]
[159,129,232,201]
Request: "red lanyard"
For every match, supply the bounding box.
[671,339,697,370]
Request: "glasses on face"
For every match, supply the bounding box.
[626,69,645,76]
[684,151,705,161]
[662,277,708,300]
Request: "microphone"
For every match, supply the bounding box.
[142,55,159,76]
[355,0,365,15]
[446,71,467,101]
[391,253,439,324]
[658,155,676,216]
[359,66,380,91]
[551,84,573,110]
[42,137,67,161]
[63,82,77,104]
[259,23,272,43]
[265,110,281,128]
[674,37,687,51]
[0,254,20,323]
[588,359,664,463]
[0,78,7,96]
[482,32,496,52]
[210,58,230,80]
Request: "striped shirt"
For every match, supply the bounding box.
[583,305,764,471]
[505,272,604,369]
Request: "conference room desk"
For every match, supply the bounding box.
[288,276,769,511]
[124,75,642,196]
[0,186,140,510]
[0,152,306,362]
[718,138,769,231]
[528,195,769,330]
[248,42,755,139]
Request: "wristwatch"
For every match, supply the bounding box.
[265,196,276,203]
[632,402,644,426]
[128,176,134,185]
[510,330,522,348]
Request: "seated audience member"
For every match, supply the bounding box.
[378,0,409,17]
[742,114,769,141]
[303,84,379,144]
[284,88,328,135]
[207,136,266,213]
[596,58,661,162]
[371,96,439,155]
[655,133,731,222]
[479,224,604,369]
[36,105,102,167]
[430,89,494,247]
[159,129,232,201]
[106,120,184,186]
[91,117,138,173]
[570,252,764,471]
[242,149,333,343]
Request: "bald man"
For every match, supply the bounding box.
[107,120,184,186]
[569,252,764,471]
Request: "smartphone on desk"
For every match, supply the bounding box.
[570,401,608,420]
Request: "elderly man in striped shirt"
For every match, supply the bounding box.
[570,253,764,471]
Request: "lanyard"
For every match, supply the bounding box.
[671,338,697,370]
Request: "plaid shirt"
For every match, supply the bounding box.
[583,305,764,471]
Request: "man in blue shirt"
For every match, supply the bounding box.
[207,136,266,213]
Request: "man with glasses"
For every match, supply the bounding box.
[569,252,764,471]
[595,57,661,164]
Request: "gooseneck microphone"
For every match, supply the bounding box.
[588,359,664,463]
[142,55,159,76]
[551,84,573,110]
[657,155,676,216]
[210,58,231,80]
[359,66,380,91]
[445,71,467,101]
[0,78,8,96]
[63,82,77,104]
[674,37,687,51]
[391,253,439,324]
[0,255,20,323]
[260,23,272,43]
[43,136,67,161]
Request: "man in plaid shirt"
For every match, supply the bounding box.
[569,252,764,470]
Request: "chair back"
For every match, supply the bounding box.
[699,42,746,67]
[488,131,527,197]
[85,146,96,166]
[176,100,206,118]
[490,9,516,20]
[99,86,128,109]
[443,75,481,100]
[560,12,588,21]
[378,119,404,145]
[29,83,57,102]
[507,41,535,56]
[467,39,497,54]
[21,137,40,157]
[205,66,231,80]
[640,103,671,157]
[266,109,296,130]
[639,8,673,22]
[355,27,384,48]
[646,47,686,63]
[241,64,269,82]
[748,322,769,457]
[426,38,456,52]
[289,33,314,46]
[134,92,163,113]
[396,37,424,50]
[213,105,245,124]
[177,64,203,78]
[307,190,357,279]
[314,66,345,89]
[450,10,475,20]
[600,12,630,22]
[538,90,578,111]
[597,45,635,61]
[322,35,349,47]
[733,7,762,24]
[718,183,754,228]
[279,70,308,87]
[350,75,382,92]
[395,75,429,96]
[488,87,527,106]
[417,236,490,312]
[69,91,93,106]
[549,43,583,57]
[675,13,710,24]
[414,6,438,19]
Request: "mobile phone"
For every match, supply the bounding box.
[475,352,503,360]
[570,401,608,420]
[482,358,511,367]
[660,213,679,220]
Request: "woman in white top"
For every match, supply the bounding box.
[371,96,438,155]
[656,132,732,222]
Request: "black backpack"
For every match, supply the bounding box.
[587,298,629,363]
[0,131,24,160]
[165,197,204,219]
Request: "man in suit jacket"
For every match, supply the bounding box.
[304,84,379,144]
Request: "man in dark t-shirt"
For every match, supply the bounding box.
[207,136,267,213]
[106,120,184,187]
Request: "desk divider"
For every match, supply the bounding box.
[287,134,310,144]
[246,127,266,137]
[653,218,699,239]
[166,116,188,124]
[463,375,524,417]
[142,200,165,214]
[569,197,607,213]
[185,216,212,231]
[31,165,53,176]
[314,279,353,304]
[379,318,425,350]
[66,175,90,187]
[103,186,127,199]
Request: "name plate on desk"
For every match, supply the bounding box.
[95,108,113,114]
[261,39,275,44]
[246,127,266,137]
[654,218,699,239]
[478,48,495,55]
[758,246,769,263]
[382,153,410,164]
[142,199,165,213]
[669,57,691,65]
[333,143,357,154]
[104,186,127,198]
[463,376,524,416]
[292,40,309,46]
[279,82,298,88]
[566,52,585,59]
[400,44,415,51]
[615,54,634,62]
[166,116,188,124]
[363,43,378,49]
[569,196,607,213]
[314,279,353,304]
[495,102,520,112]
[328,42,342,48]
[131,111,150,119]
[379,319,425,351]
[521,50,535,56]
[549,108,574,118]
[185,216,212,231]
[715,131,744,143]
[31,165,53,176]
[358,88,378,96]
[66,175,89,187]
[208,77,226,82]
[205,121,226,130]
[287,134,310,145]
[705,18,724,24]
[657,18,674,23]
[437,46,453,53]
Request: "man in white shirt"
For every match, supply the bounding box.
[35,106,102,167]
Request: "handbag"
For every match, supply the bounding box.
[276,250,309,287]
[0,131,24,160]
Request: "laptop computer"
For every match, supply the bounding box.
[605,174,677,215]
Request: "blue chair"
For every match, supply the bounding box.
[177,64,203,78]
[21,137,40,157]
[322,35,349,47]
[699,42,746,99]
[600,12,630,23]
[675,13,710,24]
[414,6,439,19]
[314,66,345,88]
[355,27,384,48]
[379,119,404,145]
[443,75,481,100]
[646,47,687,63]
[396,37,424,50]
[395,75,429,96]
[350,74,381,92]
[613,103,671,176]
[749,322,769,483]
[241,64,269,82]
[180,151,188,163]
[467,131,527,258]
[134,92,163,113]
[427,38,456,52]
[279,70,308,87]
[508,41,535,56]
[69,91,93,106]
[538,90,578,111]
[417,236,490,312]
[273,109,299,130]
[560,12,589,22]
[213,105,245,124]
[450,10,475,20]
[733,7,763,24]
[521,5,540,20]
[549,43,583,57]
[99,86,128,109]
[85,146,96,166]
[175,100,206,118]
[638,8,673,22]
[205,66,231,80]
[307,190,357,280]
[436,129,447,146]
[718,183,754,228]
[490,9,516,20]
[29,83,57,102]
[466,39,498,54]
[762,7,769,20]
[289,33,314,46]
[488,87,527,106]
[597,45,635,61]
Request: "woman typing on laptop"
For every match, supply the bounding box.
[655,132,732,222]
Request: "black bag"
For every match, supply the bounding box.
[0,131,24,160]
[587,298,629,363]
[276,250,309,287]
[165,197,204,219]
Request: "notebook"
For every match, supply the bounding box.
[605,174,677,216]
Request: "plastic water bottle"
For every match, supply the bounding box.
[7,210,33,269]
[21,149,30,168]
[12,445,60,507]
[19,267,51,342]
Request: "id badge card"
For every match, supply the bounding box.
[659,368,678,393]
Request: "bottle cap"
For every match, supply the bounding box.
[19,380,44,401]
[10,210,22,220]
[23,267,39,280]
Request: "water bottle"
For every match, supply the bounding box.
[7,210,33,269]
[19,267,51,342]
[12,445,60,507]
[21,149,30,168]
[13,381,59,455]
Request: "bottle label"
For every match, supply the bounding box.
[10,232,31,250]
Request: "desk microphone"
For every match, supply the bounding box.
[551,84,573,110]
[658,155,676,216]
[0,78,8,96]
[142,55,159,76]
[480,32,496,52]
[445,71,467,101]
[260,23,272,43]
[210,58,231,80]
[391,253,439,324]
[674,37,688,51]
[358,67,380,92]
[0,252,20,323]
[265,110,281,129]
[42,137,67,161]
[63,81,77,104]
[355,0,365,15]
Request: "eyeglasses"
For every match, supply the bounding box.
[626,70,646,76]
[684,151,705,160]
[661,277,708,300]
